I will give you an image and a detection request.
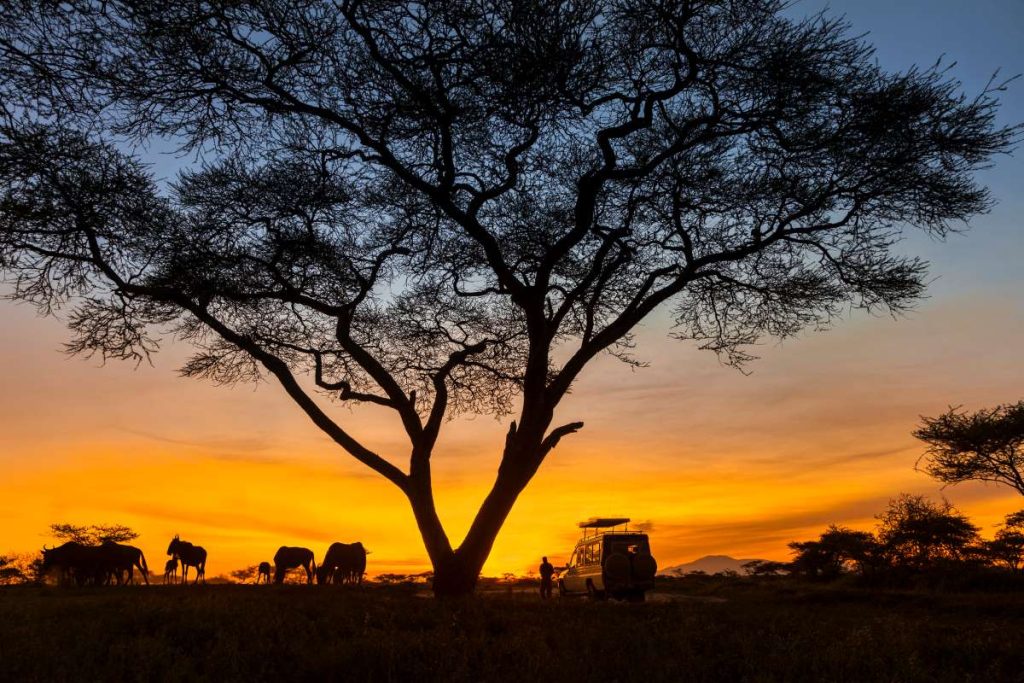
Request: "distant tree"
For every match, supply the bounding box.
[374,573,416,586]
[914,402,1024,496]
[24,556,44,584]
[789,525,879,579]
[1004,510,1024,530]
[0,553,43,585]
[741,559,789,577]
[819,525,881,574]
[984,536,1024,572]
[0,555,25,585]
[230,566,260,584]
[1,1,1015,596]
[49,523,139,546]
[984,510,1024,572]
[787,540,837,579]
[876,494,979,571]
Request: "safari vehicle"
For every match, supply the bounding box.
[557,518,657,601]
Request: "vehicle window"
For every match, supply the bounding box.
[605,536,651,556]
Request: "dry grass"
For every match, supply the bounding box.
[1,581,1022,682]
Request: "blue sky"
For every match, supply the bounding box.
[799,0,1023,296]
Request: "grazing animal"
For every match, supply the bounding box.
[317,542,367,585]
[167,536,207,585]
[256,562,272,584]
[40,542,97,586]
[273,546,317,584]
[164,557,178,584]
[99,541,149,585]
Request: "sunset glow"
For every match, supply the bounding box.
[2,291,1021,576]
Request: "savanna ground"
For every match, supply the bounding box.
[1,578,1022,682]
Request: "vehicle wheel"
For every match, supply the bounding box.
[558,579,567,597]
[586,581,606,601]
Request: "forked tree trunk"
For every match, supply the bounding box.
[409,450,537,597]
[405,405,567,597]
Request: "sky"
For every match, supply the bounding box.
[0,0,1022,578]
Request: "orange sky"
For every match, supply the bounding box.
[1,288,1020,577]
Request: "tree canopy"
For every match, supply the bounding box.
[915,401,1024,496]
[48,523,140,546]
[788,524,878,578]
[0,0,1017,594]
[875,494,979,570]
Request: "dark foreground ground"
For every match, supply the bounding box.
[1,580,1022,682]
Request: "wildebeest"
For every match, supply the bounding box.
[100,540,149,585]
[164,557,178,584]
[273,546,316,584]
[167,536,207,584]
[317,542,367,585]
[40,541,102,586]
[256,561,272,584]
[40,541,146,586]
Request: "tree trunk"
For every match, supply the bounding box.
[431,550,484,597]
[429,466,532,597]
[409,418,552,598]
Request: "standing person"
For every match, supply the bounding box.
[539,556,555,599]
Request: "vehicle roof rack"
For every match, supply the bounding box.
[576,517,642,542]
[578,517,631,528]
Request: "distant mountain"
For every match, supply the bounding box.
[658,554,765,576]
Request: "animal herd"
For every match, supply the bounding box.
[271,542,368,585]
[40,540,150,586]
[40,536,367,587]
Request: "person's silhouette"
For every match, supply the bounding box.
[539,556,555,599]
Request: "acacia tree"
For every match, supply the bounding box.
[915,401,1024,496]
[876,494,980,570]
[986,511,1024,572]
[788,525,878,579]
[49,523,140,545]
[0,1,1016,595]
[987,511,1024,573]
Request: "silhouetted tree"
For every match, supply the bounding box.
[984,535,1024,572]
[741,559,789,577]
[820,525,881,574]
[374,573,416,586]
[788,525,879,579]
[230,566,260,584]
[915,402,1024,496]
[0,1,1016,596]
[0,555,25,585]
[49,523,139,545]
[984,510,1024,572]
[876,494,979,571]
[788,541,832,579]
[0,553,43,585]
[1004,510,1024,530]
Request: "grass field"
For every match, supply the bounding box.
[1,580,1022,682]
